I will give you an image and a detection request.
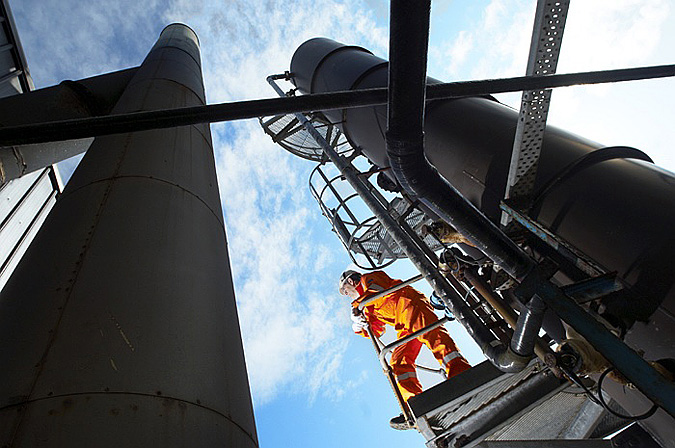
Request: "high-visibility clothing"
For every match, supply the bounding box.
[351,271,470,401]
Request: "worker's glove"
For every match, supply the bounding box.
[351,309,369,333]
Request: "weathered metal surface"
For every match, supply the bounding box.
[503,0,570,211]
[0,24,258,446]
[0,64,672,146]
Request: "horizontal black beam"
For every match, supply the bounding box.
[0,64,672,146]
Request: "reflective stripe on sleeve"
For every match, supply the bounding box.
[396,371,418,382]
[443,351,462,364]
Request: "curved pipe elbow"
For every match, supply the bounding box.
[385,133,534,282]
[484,343,533,373]
[510,295,547,357]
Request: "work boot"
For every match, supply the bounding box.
[389,414,413,431]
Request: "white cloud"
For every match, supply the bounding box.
[12,0,675,420]
[211,118,354,404]
[558,0,670,73]
[159,0,388,404]
[483,0,507,31]
[10,0,164,86]
[545,0,675,170]
[428,0,533,82]
[435,30,474,79]
[11,0,386,407]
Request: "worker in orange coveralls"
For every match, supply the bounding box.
[339,269,471,430]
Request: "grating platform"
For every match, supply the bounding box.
[407,361,616,448]
[259,113,354,161]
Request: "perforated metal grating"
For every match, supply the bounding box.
[488,390,591,440]
[259,113,354,161]
[510,89,552,197]
[355,202,444,261]
[429,364,540,430]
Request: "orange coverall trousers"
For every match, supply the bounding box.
[352,271,471,401]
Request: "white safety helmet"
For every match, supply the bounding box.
[338,270,361,295]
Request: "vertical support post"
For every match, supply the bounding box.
[365,325,414,423]
[0,24,259,447]
[501,0,570,226]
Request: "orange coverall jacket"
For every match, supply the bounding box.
[351,271,470,401]
[351,271,429,338]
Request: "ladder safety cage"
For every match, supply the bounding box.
[308,158,445,270]
[309,162,400,270]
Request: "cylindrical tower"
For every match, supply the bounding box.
[0,24,258,447]
[290,39,675,444]
[290,38,675,361]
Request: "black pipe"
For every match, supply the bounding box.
[0,64,672,146]
[510,295,547,357]
[440,270,530,372]
[386,0,534,282]
[384,0,527,371]
[386,0,429,140]
[385,0,541,373]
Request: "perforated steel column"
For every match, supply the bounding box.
[502,0,570,226]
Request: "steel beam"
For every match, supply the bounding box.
[0,64,671,147]
[503,0,570,218]
[0,68,137,184]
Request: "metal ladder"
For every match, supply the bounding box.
[261,77,514,426]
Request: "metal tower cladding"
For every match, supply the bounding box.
[0,24,258,447]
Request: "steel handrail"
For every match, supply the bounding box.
[356,274,424,310]
[415,364,446,378]
[366,324,415,424]
[377,316,451,370]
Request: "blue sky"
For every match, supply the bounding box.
[8,1,675,447]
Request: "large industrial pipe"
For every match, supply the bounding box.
[0,24,258,446]
[0,68,138,184]
[289,37,675,365]
[388,0,539,372]
[384,0,533,282]
[290,31,675,434]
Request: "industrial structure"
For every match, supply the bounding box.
[0,0,673,446]
[260,2,675,447]
[0,9,258,447]
[0,0,62,293]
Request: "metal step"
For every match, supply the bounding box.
[409,361,613,448]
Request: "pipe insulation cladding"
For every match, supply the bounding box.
[290,37,675,365]
[0,24,258,447]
